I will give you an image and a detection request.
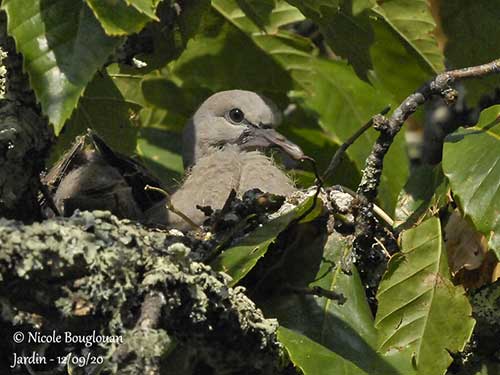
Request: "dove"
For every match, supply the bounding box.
[147,90,306,230]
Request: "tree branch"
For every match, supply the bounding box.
[322,106,391,182]
[0,11,53,221]
[357,58,500,201]
[0,211,286,374]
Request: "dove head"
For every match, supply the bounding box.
[182,90,305,168]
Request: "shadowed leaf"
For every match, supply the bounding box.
[211,196,319,286]
[438,0,500,104]
[278,327,368,374]
[86,0,157,36]
[50,72,140,163]
[395,164,448,229]
[265,232,400,374]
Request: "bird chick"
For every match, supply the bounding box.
[148,90,306,230]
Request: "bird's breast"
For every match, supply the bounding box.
[167,147,295,228]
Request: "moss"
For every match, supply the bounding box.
[470,280,500,329]
[0,210,285,374]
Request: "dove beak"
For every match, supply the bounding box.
[237,125,305,160]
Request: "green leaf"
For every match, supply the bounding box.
[285,0,375,78]
[211,196,319,286]
[50,72,140,163]
[443,105,500,257]
[1,0,122,132]
[366,1,443,108]
[368,17,432,103]
[278,327,368,375]
[235,0,276,31]
[136,127,184,190]
[124,0,160,20]
[176,0,213,47]
[141,78,209,118]
[375,218,475,375]
[170,21,294,95]
[372,0,444,74]
[284,0,443,85]
[438,0,500,104]
[107,64,148,107]
[265,233,400,374]
[214,0,305,33]
[86,0,154,36]
[394,164,448,230]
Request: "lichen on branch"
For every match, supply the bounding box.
[0,211,285,374]
[0,11,53,221]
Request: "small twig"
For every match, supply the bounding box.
[38,178,61,216]
[374,237,391,259]
[322,106,391,181]
[287,285,346,305]
[357,58,500,201]
[293,157,324,224]
[302,156,323,187]
[144,185,202,232]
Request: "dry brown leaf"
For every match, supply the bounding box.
[445,211,498,289]
[445,211,488,273]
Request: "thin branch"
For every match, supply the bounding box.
[144,185,202,232]
[287,285,346,305]
[322,106,391,181]
[357,58,500,201]
[446,59,500,80]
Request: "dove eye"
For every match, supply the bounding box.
[228,108,245,124]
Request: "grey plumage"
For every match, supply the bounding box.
[147,90,305,230]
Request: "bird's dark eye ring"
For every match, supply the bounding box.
[228,108,245,124]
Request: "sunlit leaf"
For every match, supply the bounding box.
[284,0,443,88]
[1,0,121,132]
[124,0,160,20]
[215,0,305,33]
[375,218,475,374]
[372,0,444,73]
[443,105,500,257]
[86,0,155,36]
